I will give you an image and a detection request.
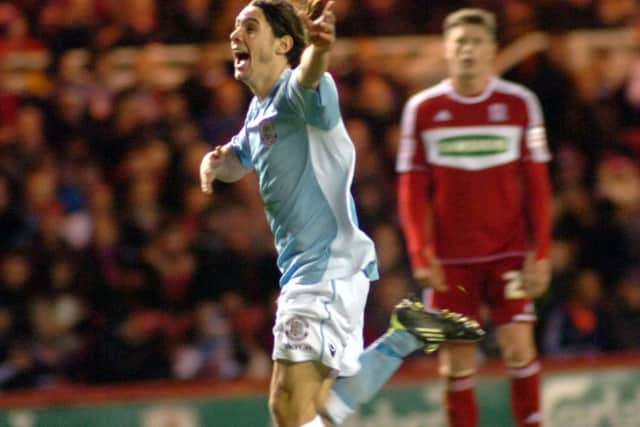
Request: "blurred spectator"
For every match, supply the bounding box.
[0,105,53,183]
[172,301,243,380]
[595,0,638,28]
[356,0,420,36]
[162,0,218,44]
[200,76,248,146]
[612,54,640,154]
[0,339,36,389]
[114,0,165,47]
[0,251,33,337]
[500,0,539,43]
[606,268,640,351]
[503,34,580,146]
[345,117,382,185]
[27,294,86,386]
[538,0,598,31]
[180,49,230,119]
[581,153,640,287]
[350,72,401,138]
[143,218,196,312]
[209,0,244,41]
[542,269,610,355]
[89,308,170,383]
[0,175,30,250]
[0,3,43,54]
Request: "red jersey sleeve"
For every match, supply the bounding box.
[396,95,433,268]
[396,94,429,173]
[522,162,552,259]
[521,90,552,259]
[398,172,433,268]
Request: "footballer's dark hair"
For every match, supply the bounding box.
[443,8,497,39]
[251,0,306,67]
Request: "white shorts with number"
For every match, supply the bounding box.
[272,271,370,377]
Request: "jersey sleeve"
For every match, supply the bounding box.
[397,171,432,269]
[396,96,433,268]
[229,125,253,169]
[282,71,340,130]
[523,161,552,259]
[520,89,552,259]
[521,90,551,163]
[395,95,429,173]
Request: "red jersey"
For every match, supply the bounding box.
[396,77,552,267]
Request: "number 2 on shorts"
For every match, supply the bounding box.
[503,270,526,299]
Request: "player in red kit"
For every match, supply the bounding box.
[396,8,552,427]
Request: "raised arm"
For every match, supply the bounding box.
[295,0,335,89]
[200,143,251,194]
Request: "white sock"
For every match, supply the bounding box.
[298,415,324,427]
[327,329,418,423]
[324,390,355,425]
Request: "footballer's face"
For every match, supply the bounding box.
[444,24,496,82]
[229,5,289,95]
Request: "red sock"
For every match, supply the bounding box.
[509,360,542,426]
[446,376,477,427]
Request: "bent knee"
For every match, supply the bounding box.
[269,384,316,426]
[269,386,293,422]
[502,346,537,367]
[439,343,478,377]
[497,323,537,367]
[498,335,537,367]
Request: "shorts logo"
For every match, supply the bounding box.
[282,343,312,352]
[329,343,336,358]
[284,316,309,342]
[259,120,278,146]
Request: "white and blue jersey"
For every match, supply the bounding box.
[230,69,379,287]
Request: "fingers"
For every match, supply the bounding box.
[429,275,448,292]
[200,147,223,194]
[521,257,551,298]
[319,1,335,24]
[413,266,448,291]
[308,0,334,21]
[200,152,214,194]
[307,0,334,22]
[525,280,546,299]
[304,1,335,47]
[429,261,448,291]
[413,270,432,288]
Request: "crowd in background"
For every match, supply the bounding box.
[1,0,640,390]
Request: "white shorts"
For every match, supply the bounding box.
[272,271,370,377]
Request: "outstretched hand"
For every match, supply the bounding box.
[200,144,230,194]
[301,0,335,52]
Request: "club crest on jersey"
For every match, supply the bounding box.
[488,103,508,122]
[284,316,309,342]
[433,109,452,122]
[259,120,278,146]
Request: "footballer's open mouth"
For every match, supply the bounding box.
[233,51,250,69]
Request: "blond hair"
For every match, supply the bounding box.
[443,8,496,38]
